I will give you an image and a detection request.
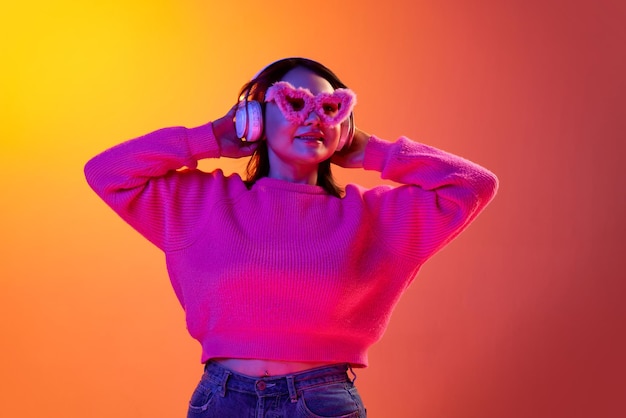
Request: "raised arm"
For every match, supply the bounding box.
[344,130,498,261]
[84,108,256,251]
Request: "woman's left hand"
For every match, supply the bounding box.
[331,127,370,168]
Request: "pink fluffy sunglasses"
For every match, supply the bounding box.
[265,81,356,126]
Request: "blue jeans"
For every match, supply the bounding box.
[187,361,367,417]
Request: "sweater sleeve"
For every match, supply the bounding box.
[84,122,226,251]
[361,135,499,261]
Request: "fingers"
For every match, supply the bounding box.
[331,128,368,168]
[220,135,260,159]
[227,103,239,119]
[239,139,259,153]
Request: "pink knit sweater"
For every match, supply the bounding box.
[84,122,498,367]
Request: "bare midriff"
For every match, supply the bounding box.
[213,358,339,378]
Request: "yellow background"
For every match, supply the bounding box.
[2,1,624,417]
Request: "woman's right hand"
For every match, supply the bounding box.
[212,105,259,158]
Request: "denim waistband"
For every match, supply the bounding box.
[203,361,354,400]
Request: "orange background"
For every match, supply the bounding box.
[1,1,624,417]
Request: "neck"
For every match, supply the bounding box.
[266,148,320,185]
[268,164,318,185]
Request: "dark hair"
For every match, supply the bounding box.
[240,58,348,197]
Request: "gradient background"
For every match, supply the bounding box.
[2,1,624,417]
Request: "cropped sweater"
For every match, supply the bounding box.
[84,122,498,367]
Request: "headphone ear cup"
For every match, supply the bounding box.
[235,101,264,142]
[337,113,354,151]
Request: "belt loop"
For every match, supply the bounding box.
[348,365,357,383]
[286,375,298,403]
[220,370,232,397]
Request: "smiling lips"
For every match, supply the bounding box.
[295,132,324,143]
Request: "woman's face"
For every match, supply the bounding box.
[263,67,342,178]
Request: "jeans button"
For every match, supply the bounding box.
[256,380,267,391]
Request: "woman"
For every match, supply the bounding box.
[85,57,498,417]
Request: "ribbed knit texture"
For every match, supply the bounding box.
[84,122,498,367]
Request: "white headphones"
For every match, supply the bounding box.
[235,100,263,142]
[234,59,355,150]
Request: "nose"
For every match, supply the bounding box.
[304,108,321,125]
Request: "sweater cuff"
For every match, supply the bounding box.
[186,122,221,160]
[363,135,393,172]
